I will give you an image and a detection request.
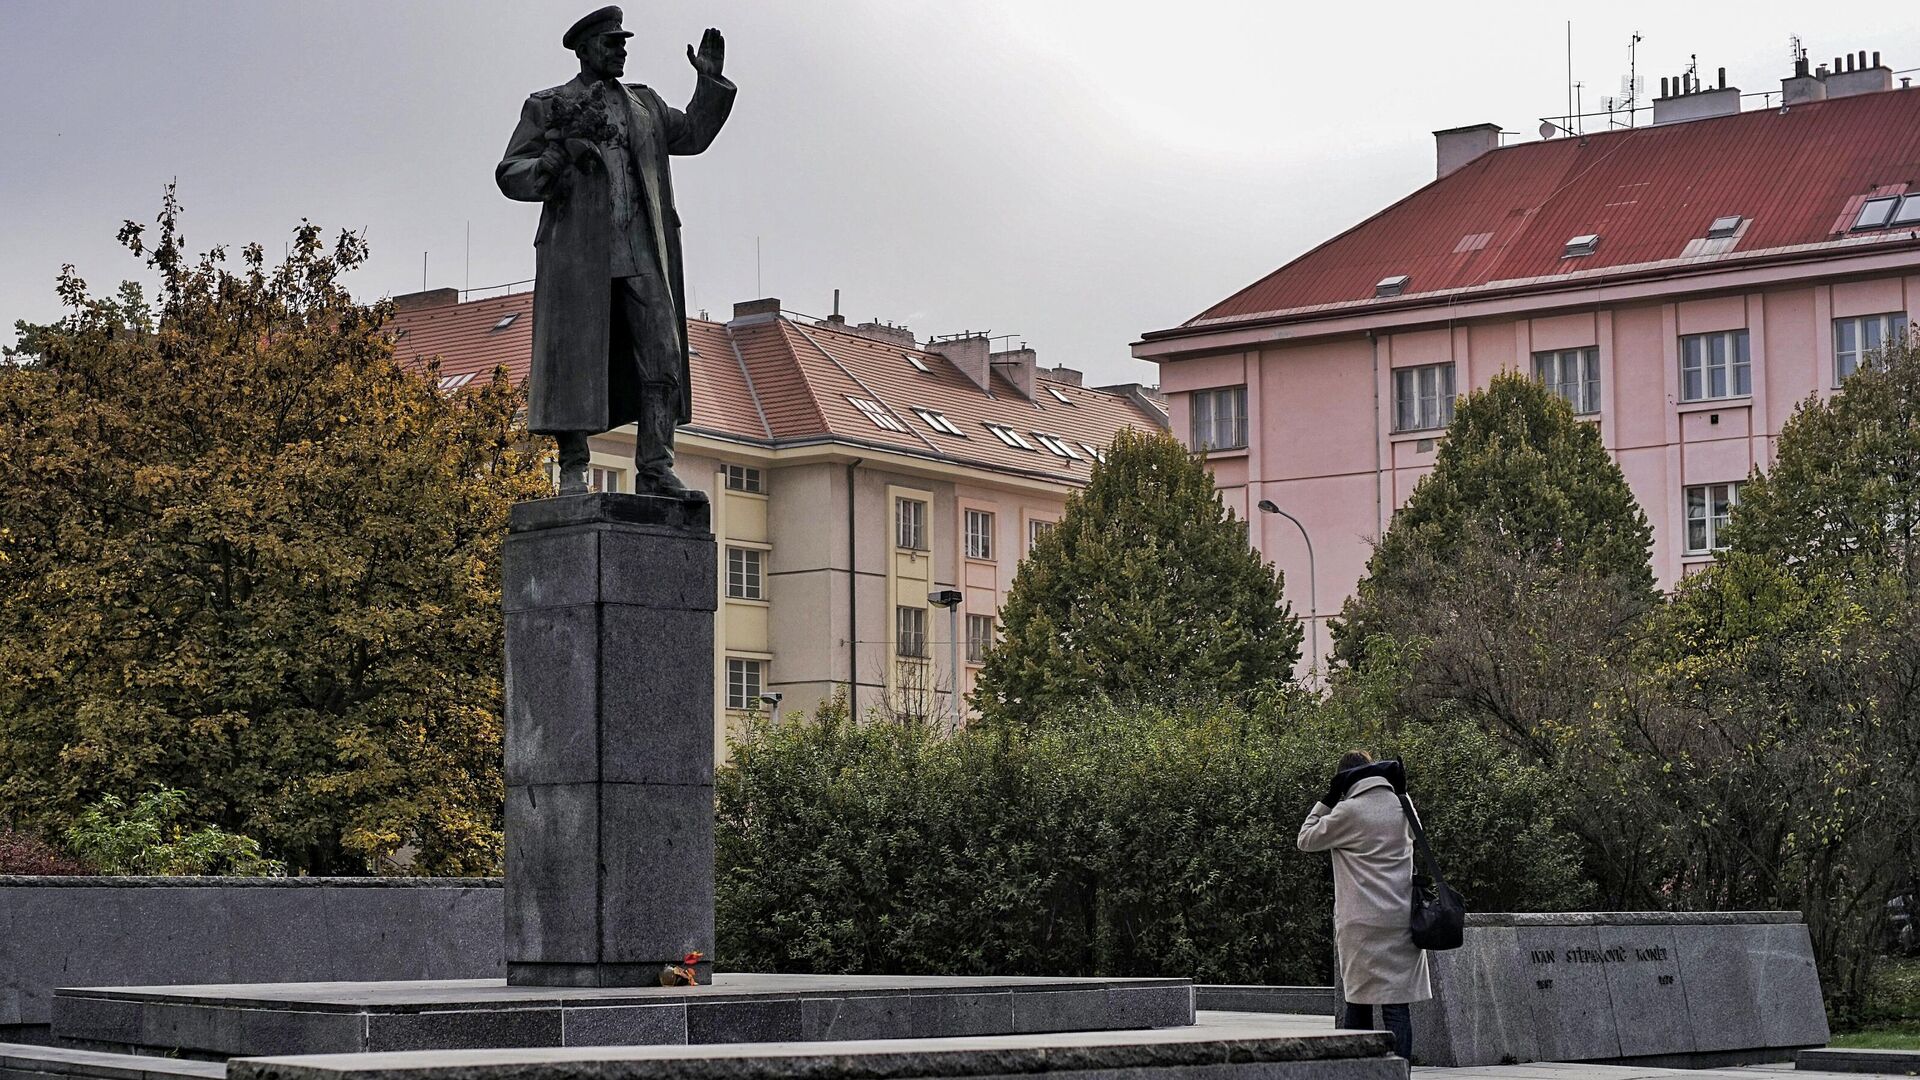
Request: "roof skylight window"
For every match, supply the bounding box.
[491,312,520,331]
[906,353,932,374]
[1046,386,1073,405]
[1891,196,1920,227]
[437,372,477,391]
[1854,197,1899,231]
[849,396,907,433]
[1034,434,1081,460]
[1562,234,1600,258]
[1375,274,1411,298]
[912,407,965,437]
[1706,215,1744,239]
[1081,443,1106,462]
[985,423,1035,450]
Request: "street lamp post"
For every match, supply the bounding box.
[1256,499,1318,677]
[928,589,964,723]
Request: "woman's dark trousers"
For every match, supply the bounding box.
[1343,1002,1412,1060]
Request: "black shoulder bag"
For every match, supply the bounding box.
[1397,793,1466,951]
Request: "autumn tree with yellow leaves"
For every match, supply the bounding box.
[0,190,547,875]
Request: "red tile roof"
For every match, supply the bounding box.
[1165,87,1920,334]
[388,293,1166,484]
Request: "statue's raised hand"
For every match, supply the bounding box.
[688,28,724,79]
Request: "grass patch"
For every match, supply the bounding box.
[1830,1027,1920,1051]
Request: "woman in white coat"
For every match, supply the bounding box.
[1296,750,1430,1060]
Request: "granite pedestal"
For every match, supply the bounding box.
[49,976,1196,1059]
[502,494,717,988]
[1330,911,1830,1067]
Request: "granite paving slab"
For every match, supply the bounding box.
[54,975,1196,1059]
[226,1011,1399,1080]
[1795,1048,1920,1075]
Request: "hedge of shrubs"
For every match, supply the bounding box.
[716,696,1593,982]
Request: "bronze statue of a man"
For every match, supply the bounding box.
[497,6,735,499]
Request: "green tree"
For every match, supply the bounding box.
[66,787,284,876]
[970,428,1300,726]
[0,189,548,875]
[1332,373,1656,759]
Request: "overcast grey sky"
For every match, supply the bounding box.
[4,2,1916,385]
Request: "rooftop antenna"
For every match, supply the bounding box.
[422,251,428,292]
[1623,31,1645,127]
[1790,34,1806,66]
[1566,21,1574,134]
[464,221,471,296]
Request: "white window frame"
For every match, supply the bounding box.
[1684,482,1740,555]
[966,613,996,664]
[985,423,1036,450]
[1034,433,1082,460]
[964,509,994,561]
[1190,386,1248,451]
[724,464,765,493]
[726,546,765,601]
[1028,518,1057,550]
[849,396,908,432]
[895,605,928,659]
[588,465,624,494]
[896,496,928,551]
[1533,347,1601,415]
[1833,312,1909,384]
[725,657,764,711]
[1392,363,1456,433]
[1679,330,1751,402]
[913,407,965,437]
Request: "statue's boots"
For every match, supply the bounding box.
[555,431,591,496]
[635,385,705,502]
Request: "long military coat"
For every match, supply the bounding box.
[497,70,735,434]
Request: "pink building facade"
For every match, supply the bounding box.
[1136,55,1920,668]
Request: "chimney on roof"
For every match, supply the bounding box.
[926,333,992,393]
[1783,55,1828,105]
[1825,49,1892,98]
[1039,364,1083,387]
[392,287,460,312]
[991,346,1038,400]
[1433,123,1501,179]
[730,297,782,324]
[846,320,917,347]
[824,287,846,327]
[1651,73,1741,125]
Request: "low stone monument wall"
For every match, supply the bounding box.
[0,876,502,1040]
[1344,911,1829,1067]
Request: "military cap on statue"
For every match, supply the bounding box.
[563,5,633,50]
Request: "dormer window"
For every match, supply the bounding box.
[1563,234,1600,258]
[1854,196,1899,231]
[1706,215,1743,239]
[1375,274,1410,298]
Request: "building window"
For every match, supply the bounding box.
[1834,312,1909,383]
[726,546,764,600]
[588,466,623,493]
[913,407,966,437]
[1680,330,1751,402]
[1033,433,1082,460]
[1029,519,1057,549]
[966,613,995,664]
[724,464,764,493]
[1684,483,1740,555]
[726,658,764,711]
[964,509,994,560]
[895,497,928,551]
[985,423,1036,450]
[849,396,908,432]
[896,605,928,658]
[1392,363,1456,433]
[1533,347,1601,415]
[1190,386,1248,451]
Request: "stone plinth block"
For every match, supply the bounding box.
[503,494,717,988]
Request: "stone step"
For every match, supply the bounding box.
[1796,1048,1920,1075]
[0,1042,225,1080]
